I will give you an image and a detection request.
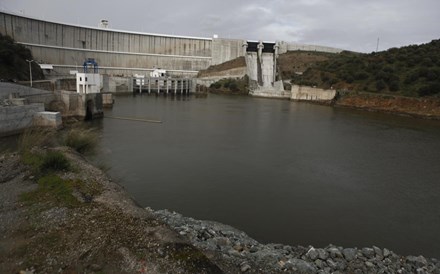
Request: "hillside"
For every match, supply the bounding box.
[287,39,440,97]
[0,33,44,82]
[197,57,246,78]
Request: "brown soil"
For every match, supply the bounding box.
[197,57,246,78]
[336,92,440,119]
[278,51,333,79]
[0,149,223,274]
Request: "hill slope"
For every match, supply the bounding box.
[287,39,440,97]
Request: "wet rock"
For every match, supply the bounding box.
[289,258,317,274]
[214,237,231,247]
[362,247,375,259]
[365,261,375,268]
[373,246,383,258]
[342,248,357,261]
[383,248,391,257]
[240,262,251,272]
[307,247,319,260]
[328,247,343,259]
[407,255,428,268]
[314,259,326,269]
[317,248,329,260]
[326,259,338,270]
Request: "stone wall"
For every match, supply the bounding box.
[291,85,337,101]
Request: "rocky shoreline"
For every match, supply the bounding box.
[154,209,440,274]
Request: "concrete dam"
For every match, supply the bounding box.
[0,11,343,79]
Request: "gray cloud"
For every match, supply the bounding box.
[1,0,439,52]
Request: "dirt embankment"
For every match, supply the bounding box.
[336,92,440,119]
[278,51,332,79]
[197,57,246,78]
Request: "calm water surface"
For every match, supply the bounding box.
[93,94,440,258]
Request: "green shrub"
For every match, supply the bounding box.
[40,151,70,172]
[418,83,440,96]
[210,82,221,89]
[64,128,98,154]
[376,80,387,91]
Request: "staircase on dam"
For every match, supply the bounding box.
[243,41,288,98]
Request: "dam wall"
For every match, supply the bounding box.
[0,11,214,77]
[0,11,346,79]
[278,41,344,54]
[211,38,244,66]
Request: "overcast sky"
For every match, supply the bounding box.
[1,0,439,52]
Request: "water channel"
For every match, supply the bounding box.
[93,94,440,258]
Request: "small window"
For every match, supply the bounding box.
[85,77,88,82]
[80,77,82,81]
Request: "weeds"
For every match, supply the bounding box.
[18,128,56,155]
[40,151,70,172]
[64,128,98,155]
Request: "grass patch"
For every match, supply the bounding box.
[20,174,102,208]
[20,174,80,208]
[21,150,70,176]
[64,128,99,155]
[40,151,70,172]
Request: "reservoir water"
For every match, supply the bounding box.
[93,94,440,258]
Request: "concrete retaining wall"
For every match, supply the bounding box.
[33,111,62,128]
[0,103,45,136]
[103,76,132,93]
[291,85,336,101]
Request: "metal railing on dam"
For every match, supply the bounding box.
[133,77,193,95]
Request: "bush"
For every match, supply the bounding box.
[376,80,387,91]
[210,82,221,89]
[389,80,400,92]
[418,83,440,96]
[40,151,70,172]
[64,128,98,154]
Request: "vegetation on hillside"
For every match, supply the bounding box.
[287,39,440,97]
[0,33,44,81]
[209,76,249,94]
